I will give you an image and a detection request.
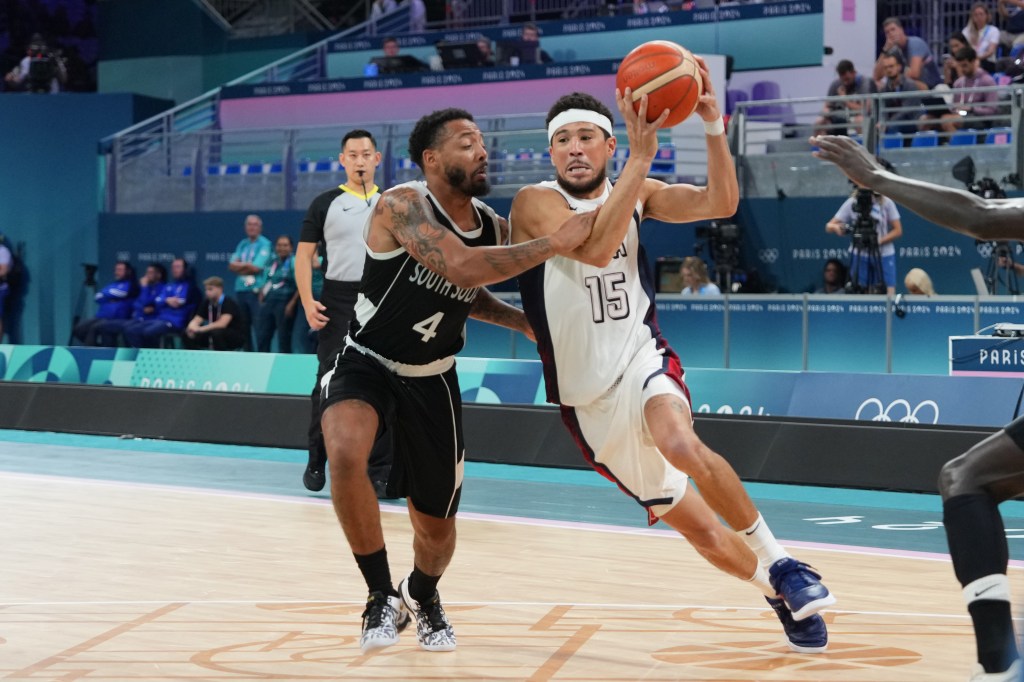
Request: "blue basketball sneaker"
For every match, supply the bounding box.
[768,557,836,621]
[766,596,828,653]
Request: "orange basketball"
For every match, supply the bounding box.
[615,40,703,128]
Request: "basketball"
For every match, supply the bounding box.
[615,40,703,128]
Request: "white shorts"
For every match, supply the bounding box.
[562,345,691,522]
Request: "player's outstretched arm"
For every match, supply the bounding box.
[812,135,1024,241]
[376,186,594,288]
[469,288,535,341]
[643,56,738,223]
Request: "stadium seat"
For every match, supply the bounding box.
[985,128,1013,144]
[881,135,902,149]
[726,89,749,115]
[651,143,676,174]
[910,130,939,147]
[949,129,977,146]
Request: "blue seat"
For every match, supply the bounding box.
[911,131,939,147]
[985,128,1013,145]
[949,129,977,146]
[881,135,902,149]
[651,143,675,174]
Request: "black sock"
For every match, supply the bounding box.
[969,600,1020,673]
[408,564,442,606]
[944,494,1018,671]
[354,547,396,597]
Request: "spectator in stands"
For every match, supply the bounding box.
[94,263,165,346]
[964,2,1001,74]
[122,258,196,348]
[406,0,426,32]
[71,260,139,346]
[184,277,246,351]
[0,236,11,342]
[476,37,496,67]
[520,23,553,64]
[4,33,66,93]
[939,47,999,133]
[680,256,721,295]
[877,52,927,140]
[228,214,272,350]
[814,59,877,135]
[370,37,427,73]
[874,17,943,89]
[256,235,298,354]
[944,32,970,86]
[997,0,1024,49]
[814,258,848,294]
[904,267,936,295]
[370,0,398,22]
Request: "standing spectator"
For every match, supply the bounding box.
[680,256,721,295]
[0,236,11,342]
[964,2,1001,74]
[370,0,398,21]
[814,59,877,135]
[122,258,196,348]
[407,0,427,32]
[814,258,848,294]
[943,32,970,87]
[940,47,999,133]
[184,277,246,351]
[71,261,138,346]
[997,0,1024,49]
[256,235,298,354]
[296,129,391,493]
[874,17,943,89]
[826,188,903,296]
[228,214,272,349]
[94,263,165,346]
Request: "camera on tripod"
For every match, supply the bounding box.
[847,188,879,250]
[694,221,742,288]
[953,156,1018,294]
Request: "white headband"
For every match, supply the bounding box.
[547,109,614,142]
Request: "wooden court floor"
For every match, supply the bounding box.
[1,469,1013,682]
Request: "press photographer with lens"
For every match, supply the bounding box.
[4,33,66,93]
[825,178,903,295]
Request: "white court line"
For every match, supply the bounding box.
[4,469,1019,568]
[0,597,1008,622]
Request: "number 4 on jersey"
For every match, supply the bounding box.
[412,311,444,342]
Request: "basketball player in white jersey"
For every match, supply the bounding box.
[511,63,835,653]
[319,108,596,654]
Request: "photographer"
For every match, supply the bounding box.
[4,34,66,93]
[825,185,903,295]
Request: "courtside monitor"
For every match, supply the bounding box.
[438,41,485,69]
[497,39,541,66]
[370,55,427,74]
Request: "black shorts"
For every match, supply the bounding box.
[320,347,464,518]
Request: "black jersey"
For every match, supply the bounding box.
[348,180,503,371]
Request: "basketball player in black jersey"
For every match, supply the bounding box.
[319,108,596,654]
[815,133,1024,682]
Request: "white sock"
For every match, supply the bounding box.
[747,563,777,599]
[738,513,789,567]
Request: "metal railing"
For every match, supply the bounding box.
[191,0,334,36]
[730,83,1024,198]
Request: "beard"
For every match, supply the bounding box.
[556,165,606,197]
[444,163,490,197]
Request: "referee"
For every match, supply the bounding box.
[296,129,391,492]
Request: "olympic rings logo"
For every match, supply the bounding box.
[855,398,940,424]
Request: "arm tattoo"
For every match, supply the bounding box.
[470,290,528,332]
[481,238,554,276]
[384,188,450,278]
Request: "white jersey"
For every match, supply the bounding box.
[517,180,681,407]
